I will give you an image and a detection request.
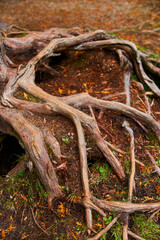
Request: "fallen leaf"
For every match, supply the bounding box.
[8,224,16,231]
[144,196,154,201]
[41,222,46,228]
[94,223,102,228]
[1,229,5,238]
[23,93,28,99]
[58,88,63,94]
[21,194,28,202]
[22,234,29,239]
[57,202,65,217]
[71,232,77,239]
[76,222,82,226]
[101,88,110,94]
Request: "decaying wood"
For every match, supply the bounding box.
[0,20,160,238]
[6,161,26,177]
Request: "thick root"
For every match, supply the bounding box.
[0,22,160,237]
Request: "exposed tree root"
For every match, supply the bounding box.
[0,21,160,238]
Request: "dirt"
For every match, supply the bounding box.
[0,0,160,240]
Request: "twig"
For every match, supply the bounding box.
[30,207,50,236]
[145,150,160,177]
[73,117,92,234]
[135,159,145,166]
[137,96,150,113]
[37,224,54,237]
[133,119,149,133]
[149,209,160,220]
[21,208,26,224]
[104,140,125,155]
[101,92,126,100]
[122,121,136,240]
[97,110,104,120]
[122,58,135,239]
[55,161,67,171]
[89,106,125,155]
[134,81,151,114]
[38,63,60,76]
[87,214,121,240]
[128,230,146,240]
[97,122,113,139]
[88,227,97,234]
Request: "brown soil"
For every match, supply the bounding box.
[0,1,160,240]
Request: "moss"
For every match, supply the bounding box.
[14,91,43,103]
[146,132,158,143]
[133,213,160,240]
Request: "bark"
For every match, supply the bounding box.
[0,21,160,237]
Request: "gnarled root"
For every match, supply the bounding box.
[0,106,63,206]
[0,21,160,237]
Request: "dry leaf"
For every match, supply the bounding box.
[76,222,82,226]
[21,194,28,202]
[71,232,77,239]
[8,224,16,231]
[1,229,5,238]
[57,202,65,217]
[41,222,46,228]
[22,234,29,239]
[23,93,28,99]
[58,88,63,94]
[94,223,102,228]
[101,88,110,94]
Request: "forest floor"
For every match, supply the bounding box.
[0,0,160,239]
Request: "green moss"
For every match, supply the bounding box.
[137,46,149,52]
[3,163,48,210]
[133,213,160,240]
[125,159,130,175]
[146,132,158,143]
[14,91,42,103]
[132,73,138,81]
[8,32,29,38]
[109,32,116,36]
[149,53,159,59]
[111,220,122,240]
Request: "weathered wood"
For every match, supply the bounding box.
[0,21,160,237]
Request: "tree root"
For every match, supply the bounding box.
[0,21,160,238]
